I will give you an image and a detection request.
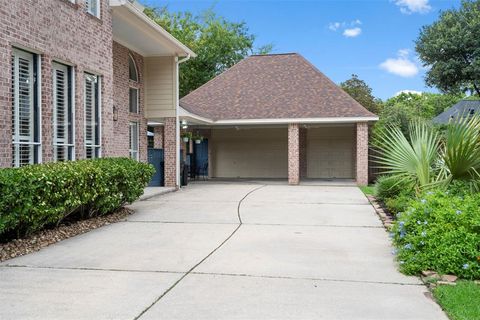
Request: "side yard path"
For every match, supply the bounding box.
[0,183,447,319]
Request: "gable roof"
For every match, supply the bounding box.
[179,53,377,121]
[433,100,480,124]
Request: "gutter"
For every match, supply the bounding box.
[175,54,192,187]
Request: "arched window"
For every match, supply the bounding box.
[128,54,138,82]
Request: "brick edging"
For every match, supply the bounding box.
[365,195,395,229]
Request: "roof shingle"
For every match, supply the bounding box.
[180,53,376,121]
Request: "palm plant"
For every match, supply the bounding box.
[438,114,480,190]
[374,114,480,192]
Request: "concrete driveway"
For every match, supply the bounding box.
[0,182,446,320]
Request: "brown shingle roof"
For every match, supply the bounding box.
[180,53,376,120]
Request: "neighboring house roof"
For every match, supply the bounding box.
[432,100,480,124]
[180,53,377,121]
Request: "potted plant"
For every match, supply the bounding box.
[192,133,204,144]
[181,132,192,143]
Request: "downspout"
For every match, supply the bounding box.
[175,54,191,188]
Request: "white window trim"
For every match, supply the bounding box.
[52,62,75,161]
[128,53,138,82]
[11,48,42,167]
[86,0,100,18]
[84,73,101,158]
[129,121,139,160]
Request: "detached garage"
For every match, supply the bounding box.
[210,128,288,179]
[178,53,378,185]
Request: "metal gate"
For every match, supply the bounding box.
[148,148,164,186]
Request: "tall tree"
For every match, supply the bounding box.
[340,74,383,114]
[145,7,272,97]
[415,0,480,96]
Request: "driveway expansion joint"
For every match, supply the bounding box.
[133,184,266,320]
[188,271,424,286]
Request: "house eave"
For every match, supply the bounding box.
[179,106,378,125]
[110,0,196,58]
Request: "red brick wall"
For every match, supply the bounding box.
[164,117,177,188]
[288,123,300,185]
[0,0,114,167]
[356,122,369,186]
[112,41,147,162]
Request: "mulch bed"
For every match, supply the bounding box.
[0,207,133,263]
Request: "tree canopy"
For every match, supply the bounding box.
[415,0,480,96]
[340,74,383,114]
[373,92,464,139]
[145,7,272,97]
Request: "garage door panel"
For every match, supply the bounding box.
[307,127,354,179]
[212,129,287,178]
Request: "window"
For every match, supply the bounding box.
[84,73,101,158]
[128,54,138,82]
[53,62,74,161]
[129,122,139,160]
[11,48,40,167]
[85,0,100,18]
[129,88,138,113]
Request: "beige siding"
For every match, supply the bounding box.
[211,128,288,178]
[306,126,355,179]
[144,56,176,119]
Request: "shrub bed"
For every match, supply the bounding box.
[0,158,154,241]
[391,185,480,279]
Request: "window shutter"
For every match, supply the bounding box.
[53,63,72,161]
[84,74,100,158]
[12,49,37,167]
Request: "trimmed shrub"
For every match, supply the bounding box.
[375,175,413,200]
[392,186,480,279]
[0,158,154,240]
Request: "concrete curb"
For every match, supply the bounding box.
[139,187,177,201]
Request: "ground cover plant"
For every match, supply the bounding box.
[433,281,480,320]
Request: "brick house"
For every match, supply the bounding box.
[0,0,194,187]
[178,53,378,185]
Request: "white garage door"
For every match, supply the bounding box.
[211,128,288,178]
[307,126,355,179]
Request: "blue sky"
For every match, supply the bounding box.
[143,0,461,100]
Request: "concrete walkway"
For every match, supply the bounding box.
[0,183,447,319]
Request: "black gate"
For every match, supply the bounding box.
[148,148,164,186]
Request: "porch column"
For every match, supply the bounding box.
[153,126,163,149]
[356,122,369,186]
[288,123,300,185]
[164,117,177,188]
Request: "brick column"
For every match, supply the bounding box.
[164,117,177,188]
[153,126,163,149]
[356,122,369,186]
[288,123,300,185]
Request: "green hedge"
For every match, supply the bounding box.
[0,158,154,239]
[392,185,480,279]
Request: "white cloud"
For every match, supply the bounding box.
[395,90,423,96]
[380,49,419,77]
[343,27,362,38]
[395,0,431,14]
[328,20,362,37]
[329,22,341,31]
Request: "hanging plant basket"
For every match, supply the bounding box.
[181,132,192,143]
[192,134,204,144]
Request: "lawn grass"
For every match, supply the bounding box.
[359,185,375,197]
[433,281,480,320]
